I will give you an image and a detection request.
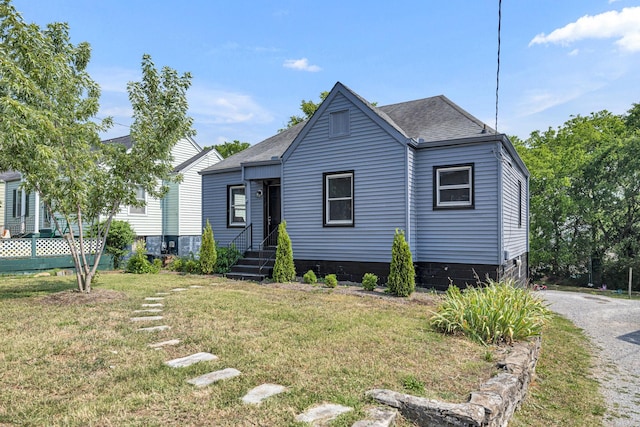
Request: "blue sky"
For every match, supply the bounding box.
[11,0,640,147]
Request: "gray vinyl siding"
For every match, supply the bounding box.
[4,181,36,233]
[416,142,499,264]
[249,180,264,249]
[201,170,245,246]
[244,163,281,180]
[283,92,407,263]
[171,138,201,166]
[407,146,417,257]
[501,146,528,259]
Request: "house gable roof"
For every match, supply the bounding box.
[173,147,223,173]
[200,81,496,175]
[0,171,21,182]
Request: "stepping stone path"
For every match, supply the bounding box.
[295,403,353,425]
[352,407,398,427]
[165,352,218,368]
[137,325,170,332]
[242,384,287,405]
[131,287,367,425]
[187,368,241,387]
[149,339,181,349]
[130,316,163,322]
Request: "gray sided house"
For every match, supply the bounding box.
[201,82,529,288]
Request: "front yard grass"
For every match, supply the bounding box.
[0,274,493,426]
[0,273,607,426]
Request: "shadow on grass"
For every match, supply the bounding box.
[0,279,77,300]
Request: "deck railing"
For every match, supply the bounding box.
[258,227,278,273]
[0,236,100,258]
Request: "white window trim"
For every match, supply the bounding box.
[228,185,247,227]
[325,172,354,226]
[436,165,473,208]
[129,187,147,215]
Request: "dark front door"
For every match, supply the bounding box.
[265,184,281,247]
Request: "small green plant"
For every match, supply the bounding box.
[214,244,242,274]
[125,240,160,274]
[324,274,338,288]
[387,229,415,297]
[272,221,296,282]
[430,278,552,345]
[94,220,136,269]
[199,220,217,274]
[401,374,425,395]
[362,273,378,291]
[303,270,317,284]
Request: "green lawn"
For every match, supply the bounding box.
[0,273,606,426]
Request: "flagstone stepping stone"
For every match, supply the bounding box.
[133,309,163,313]
[141,303,163,307]
[156,292,170,295]
[171,288,188,292]
[165,352,218,368]
[149,339,181,349]
[144,297,165,301]
[130,316,163,322]
[186,368,241,387]
[137,325,170,332]
[241,384,288,405]
[189,285,204,288]
[351,407,398,427]
[295,404,353,425]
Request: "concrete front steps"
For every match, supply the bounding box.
[226,249,275,281]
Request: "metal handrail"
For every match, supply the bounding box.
[229,223,252,254]
[258,227,278,273]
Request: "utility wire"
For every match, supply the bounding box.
[495,0,502,134]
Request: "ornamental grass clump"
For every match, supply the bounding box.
[430,278,551,345]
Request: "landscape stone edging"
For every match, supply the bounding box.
[367,336,541,427]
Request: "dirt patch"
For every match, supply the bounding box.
[261,281,440,307]
[39,289,127,306]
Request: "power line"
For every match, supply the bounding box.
[495,0,502,134]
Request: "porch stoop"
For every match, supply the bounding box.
[226,249,276,281]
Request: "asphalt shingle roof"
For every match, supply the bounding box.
[200,84,492,175]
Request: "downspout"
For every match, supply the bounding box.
[404,143,411,255]
[20,177,26,234]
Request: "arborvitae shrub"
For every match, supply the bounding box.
[303,270,317,284]
[199,220,217,274]
[362,273,378,291]
[325,274,338,288]
[272,220,296,282]
[387,229,415,297]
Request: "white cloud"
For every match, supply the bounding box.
[529,7,640,52]
[187,84,273,125]
[283,58,322,72]
[569,48,580,56]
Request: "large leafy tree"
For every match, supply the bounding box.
[515,107,640,288]
[212,140,250,158]
[0,1,193,292]
[280,91,329,131]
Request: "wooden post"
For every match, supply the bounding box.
[629,267,633,299]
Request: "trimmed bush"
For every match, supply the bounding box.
[362,273,378,291]
[94,220,136,269]
[387,229,415,297]
[199,220,217,274]
[303,270,317,285]
[325,274,338,288]
[272,221,296,282]
[430,278,552,345]
[126,240,160,274]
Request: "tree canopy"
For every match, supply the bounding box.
[280,91,329,131]
[514,104,640,289]
[212,140,250,158]
[0,1,193,292]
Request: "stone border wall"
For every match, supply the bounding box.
[368,336,541,427]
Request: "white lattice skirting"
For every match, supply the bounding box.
[0,238,100,258]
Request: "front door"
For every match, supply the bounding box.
[265,183,281,247]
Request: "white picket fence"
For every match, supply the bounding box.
[0,237,100,258]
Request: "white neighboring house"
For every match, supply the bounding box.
[105,135,223,256]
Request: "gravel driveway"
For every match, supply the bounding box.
[541,290,640,426]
